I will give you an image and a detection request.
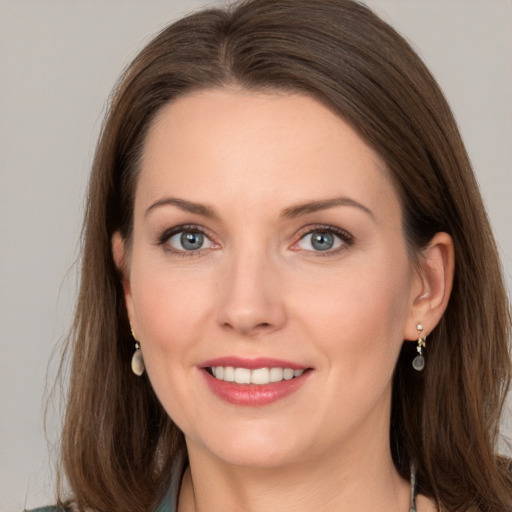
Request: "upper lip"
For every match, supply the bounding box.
[200,356,308,371]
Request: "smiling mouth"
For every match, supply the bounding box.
[208,366,306,385]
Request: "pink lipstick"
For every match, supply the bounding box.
[199,357,311,406]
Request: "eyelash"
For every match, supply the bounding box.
[293,224,354,257]
[156,224,354,257]
[157,224,215,258]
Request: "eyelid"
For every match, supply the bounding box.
[291,224,354,253]
[156,224,218,254]
[154,223,353,256]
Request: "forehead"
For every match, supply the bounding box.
[137,88,400,220]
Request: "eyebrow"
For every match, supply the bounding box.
[145,197,218,219]
[281,197,375,220]
[144,195,375,221]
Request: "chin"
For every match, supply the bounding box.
[188,421,313,469]
[215,444,304,469]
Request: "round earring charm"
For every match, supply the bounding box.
[131,342,145,376]
[412,353,425,371]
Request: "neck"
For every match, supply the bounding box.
[178,430,411,512]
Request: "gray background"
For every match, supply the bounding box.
[1,1,511,510]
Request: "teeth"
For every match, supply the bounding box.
[234,367,251,384]
[251,367,270,384]
[210,366,305,385]
[283,368,294,380]
[224,366,235,382]
[269,367,283,382]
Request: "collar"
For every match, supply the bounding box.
[153,450,187,512]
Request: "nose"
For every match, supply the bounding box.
[216,248,287,336]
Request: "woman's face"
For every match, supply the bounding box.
[118,89,423,469]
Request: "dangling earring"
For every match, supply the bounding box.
[130,329,145,376]
[412,323,426,372]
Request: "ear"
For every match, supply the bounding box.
[404,232,454,340]
[112,231,136,332]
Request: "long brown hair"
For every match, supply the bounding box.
[58,1,512,510]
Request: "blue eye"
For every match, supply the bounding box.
[296,229,347,252]
[179,231,204,250]
[310,231,336,251]
[165,229,215,252]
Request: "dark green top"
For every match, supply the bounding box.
[25,469,178,512]
[25,508,65,512]
[26,492,175,512]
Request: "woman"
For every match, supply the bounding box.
[30,0,511,511]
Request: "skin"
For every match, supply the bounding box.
[113,88,453,512]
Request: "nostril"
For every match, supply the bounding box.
[220,320,273,335]
[216,296,287,334]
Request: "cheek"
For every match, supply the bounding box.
[295,250,412,372]
[127,260,217,426]
[128,258,215,363]
[292,252,413,437]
